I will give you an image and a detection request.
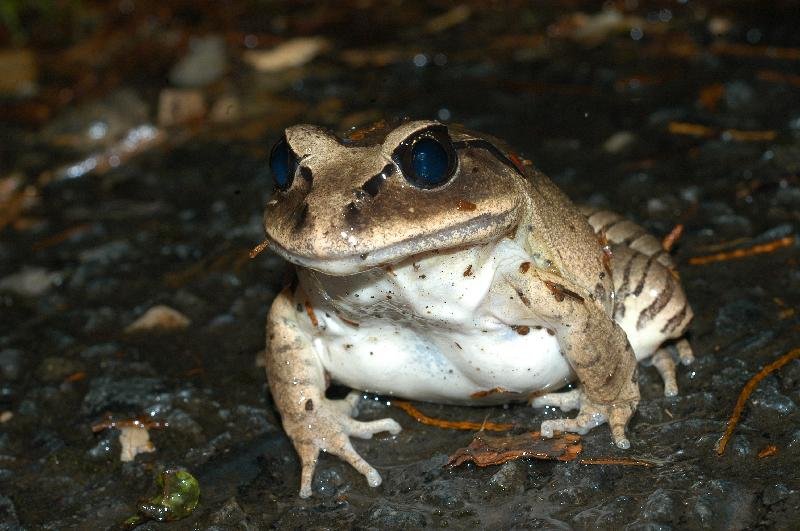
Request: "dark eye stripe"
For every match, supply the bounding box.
[452,139,524,177]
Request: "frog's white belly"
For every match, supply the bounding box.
[299,239,575,404]
[311,316,570,403]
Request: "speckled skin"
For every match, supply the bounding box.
[263,120,692,497]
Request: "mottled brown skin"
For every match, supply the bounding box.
[263,120,650,497]
[264,122,527,274]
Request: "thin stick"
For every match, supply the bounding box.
[393,400,513,432]
[715,348,800,455]
[688,236,794,266]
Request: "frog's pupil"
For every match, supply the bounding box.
[411,138,448,186]
[269,138,294,189]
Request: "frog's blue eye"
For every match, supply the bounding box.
[411,139,449,187]
[395,126,456,189]
[269,136,298,190]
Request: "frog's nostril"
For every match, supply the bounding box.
[361,163,394,197]
[293,201,309,230]
[300,166,313,184]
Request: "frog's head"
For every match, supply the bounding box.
[263,120,529,275]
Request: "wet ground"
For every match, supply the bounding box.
[2,1,800,528]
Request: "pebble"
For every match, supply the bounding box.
[488,461,523,492]
[169,35,227,88]
[640,489,675,523]
[125,305,191,333]
[0,267,59,297]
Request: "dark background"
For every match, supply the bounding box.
[1,1,800,528]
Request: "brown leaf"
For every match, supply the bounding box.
[446,431,581,468]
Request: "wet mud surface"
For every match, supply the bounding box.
[2,1,800,528]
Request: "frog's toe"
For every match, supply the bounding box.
[296,442,321,498]
[344,390,363,411]
[328,438,384,488]
[676,338,695,365]
[540,411,606,438]
[345,417,402,439]
[329,391,363,416]
[651,348,679,397]
[530,388,581,411]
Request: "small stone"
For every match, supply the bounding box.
[125,305,191,333]
[0,267,59,297]
[488,461,523,491]
[86,433,117,460]
[209,498,253,529]
[243,37,328,72]
[313,466,345,497]
[169,35,227,88]
[602,131,636,153]
[641,489,675,523]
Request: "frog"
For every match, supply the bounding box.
[261,120,694,497]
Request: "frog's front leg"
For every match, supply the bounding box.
[504,266,640,448]
[266,287,401,497]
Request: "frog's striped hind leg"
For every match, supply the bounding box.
[530,388,581,412]
[651,348,678,397]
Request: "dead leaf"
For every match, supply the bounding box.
[446,431,581,468]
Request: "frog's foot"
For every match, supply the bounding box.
[285,391,402,498]
[535,388,636,449]
[651,348,678,397]
[676,338,695,365]
[529,388,581,411]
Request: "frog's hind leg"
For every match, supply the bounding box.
[651,338,695,396]
[651,348,678,397]
[676,338,695,365]
[532,387,636,449]
[529,388,581,412]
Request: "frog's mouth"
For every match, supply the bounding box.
[266,210,522,276]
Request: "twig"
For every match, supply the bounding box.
[392,400,513,432]
[715,348,800,455]
[688,236,794,266]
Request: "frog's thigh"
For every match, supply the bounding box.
[530,388,581,411]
